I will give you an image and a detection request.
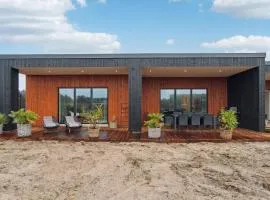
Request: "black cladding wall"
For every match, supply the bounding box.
[228,66,265,132]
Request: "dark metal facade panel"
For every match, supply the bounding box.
[265,65,270,72]
[258,58,266,131]
[227,63,265,132]
[0,53,266,68]
[0,53,266,59]
[0,60,11,114]
[128,64,142,132]
[0,61,19,130]
[0,61,5,113]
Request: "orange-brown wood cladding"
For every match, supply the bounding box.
[27,75,228,127]
[266,81,270,90]
[26,75,129,127]
[142,77,228,121]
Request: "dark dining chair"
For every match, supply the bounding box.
[203,114,213,128]
[191,113,201,127]
[178,114,189,128]
[164,115,174,128]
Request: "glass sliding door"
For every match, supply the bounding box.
[58,87,108,124]
[76,88,91,115]
[192,89,207,113]
[176,89,191,112]
[92,88,108,123]
[160,89,175,112]
[160,88,208,113]
[59,88,75,123]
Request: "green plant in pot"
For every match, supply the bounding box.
[82,104,104,137]
[0,113,8,134]
[144,113,164,138]
[218,108,238,140]
[9,109,39,137]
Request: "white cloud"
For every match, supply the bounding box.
[201,35,270,60]
[76,0,87,7]
[98,0,106,4]
[0,0,120,53]
[212,0,270,19]
[166,39,175,45]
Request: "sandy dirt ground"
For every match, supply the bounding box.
[0,141,270,200]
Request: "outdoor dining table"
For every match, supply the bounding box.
[172,112,180,131]
[166,112,218,131]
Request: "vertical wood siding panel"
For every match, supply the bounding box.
[26,75,129,127]
[142,77,227,122]
[266,80,270,90]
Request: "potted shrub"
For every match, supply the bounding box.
[9,109,39,137]
[109,115,117,129]
[82,104,104,137]
[144,113,164,138]
[0,113,8,134]
[218,108,238,140]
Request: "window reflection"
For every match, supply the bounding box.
[59,88,74,123]
[192,89,207,113]
[160,89,175,112]
[76,88,91,114]
[160,89,207,113]
[176,89,191,112]
[58,88,108,123]
[93,88,108,123]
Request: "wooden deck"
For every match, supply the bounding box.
[1,127,270,143]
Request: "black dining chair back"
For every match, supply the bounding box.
[191,114,201,126]
[179,114,189,127]
[203,114,213,127]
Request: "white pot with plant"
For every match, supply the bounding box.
[109,115,117,129]
[144,113,164,138]
[218,108,238,140]
[0,113,8,134]
[9,109,39,137]
[82,105,104,138]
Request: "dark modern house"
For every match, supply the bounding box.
[0,53,268,133]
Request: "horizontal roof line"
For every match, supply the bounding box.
[0,53,266,59]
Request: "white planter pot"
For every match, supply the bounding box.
[109,121,117,129]
[148,128,161,138]
[17,124,32,137]
[220,130,233,140]
[0,124,3,135]
[88,128,100,138]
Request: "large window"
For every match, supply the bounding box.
[160,89,207,113]
[59,88,75,123]
[59,88,108,123]
[160,89,175,112]
[192,89,207,113]
[176,89,191,112]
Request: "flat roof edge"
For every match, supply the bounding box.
[0,53,266,59]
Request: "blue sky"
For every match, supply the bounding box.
[67,0,270,54]
[0,0,270,90]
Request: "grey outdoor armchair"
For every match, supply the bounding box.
[65,116,82,133]
[43,116,59,132]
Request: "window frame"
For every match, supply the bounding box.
[160,88,208,113]
[58,87,109,124]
